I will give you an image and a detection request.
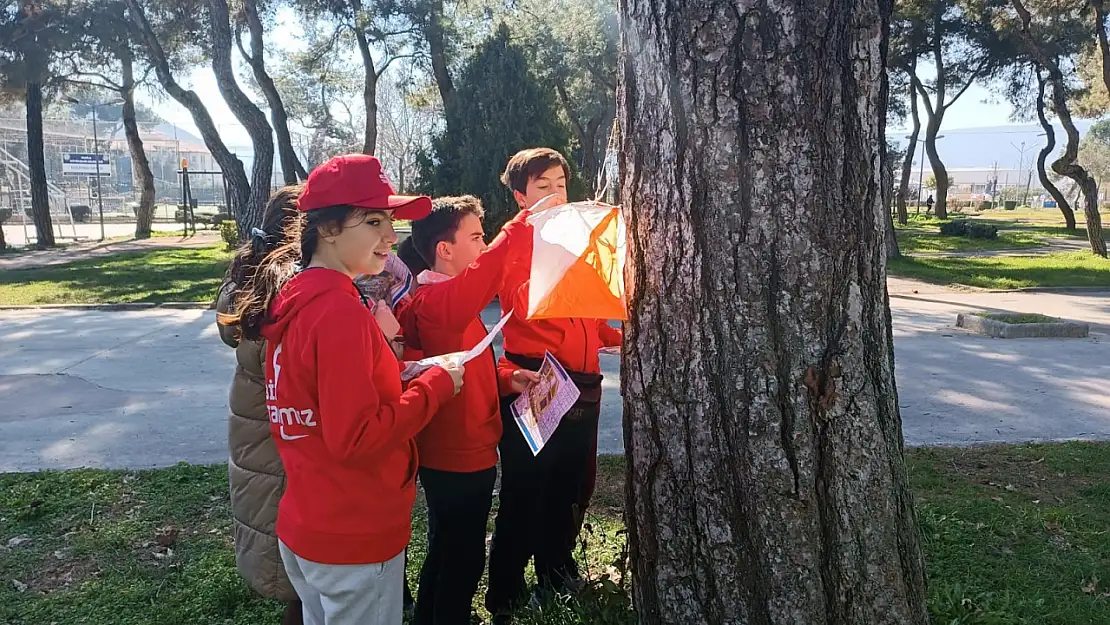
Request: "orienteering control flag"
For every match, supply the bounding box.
[526,201,627,321]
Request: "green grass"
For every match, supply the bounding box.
[894,212,1107,254]
[888,252,1110,289]
[973,312,1059,324]
[6,444,1110,624]
[0,245,231,305]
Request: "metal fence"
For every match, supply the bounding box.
[0,118,242,242]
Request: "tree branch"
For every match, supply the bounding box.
[62,76,122,93]
[234,26,253,64]
[63,63,123,91]
[943,57,991,109]
[910,73,936,118]
[376,53,417,78]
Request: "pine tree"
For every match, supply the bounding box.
[417,23,572,236]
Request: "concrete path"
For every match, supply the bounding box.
[1,292,1108,472]
[0,232,221,271]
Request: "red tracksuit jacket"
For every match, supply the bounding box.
[398,210,530,472]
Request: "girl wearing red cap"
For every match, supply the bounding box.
[262,154,464,625]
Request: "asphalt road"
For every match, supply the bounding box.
[1,296,1107,472]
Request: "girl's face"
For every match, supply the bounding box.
[324,210,398,278]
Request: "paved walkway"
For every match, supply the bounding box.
[0,232,221,271]
[1,288,1108,472]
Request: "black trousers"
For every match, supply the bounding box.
[414,465,497,625]
[485,396,600,615]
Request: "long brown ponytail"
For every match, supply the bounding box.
[217,184,304,342]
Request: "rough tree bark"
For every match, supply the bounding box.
[896,65,918,225]
[617,0,927,622]
[125,0,251,229]
[26,82,55,248]
[1011,0,1105,256]
[1033,72,1076,231]
[207,0,274,234]
[119,43,157,239]
[352,0,381,154]
[238,0,307,183]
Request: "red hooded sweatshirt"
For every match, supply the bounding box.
[261,268,456,565]
[397,210,530,472]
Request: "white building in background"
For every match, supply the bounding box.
[893,120,1110,206]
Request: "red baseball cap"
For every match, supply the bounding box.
[297,154,432,219]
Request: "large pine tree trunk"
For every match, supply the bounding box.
[208,0,275,235]
[1034,73,1076,231]
[617,0,928,622]
[120,45,157,239]
[26,82,55,248]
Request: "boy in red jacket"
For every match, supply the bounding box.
[486,148,623,622]
[263,154,464,625]
[398,195,541,625]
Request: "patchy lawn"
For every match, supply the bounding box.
[0,245,231,306]
[5,444,1110,624]
[895,217,1045,254]
[894,212,1106,255]
[887,252,1110,289]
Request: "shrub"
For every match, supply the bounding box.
[978,201,994,210]
[219,221,239,250]
[0,208,11,224]
[70,205,92,223]
[939,219,998,240]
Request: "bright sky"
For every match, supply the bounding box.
[137,18,1020,156]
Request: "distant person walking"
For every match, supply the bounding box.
[926,194,934,215]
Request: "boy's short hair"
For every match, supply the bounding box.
[410,195,485,267]
[500,148,571,194]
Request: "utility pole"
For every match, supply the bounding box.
[91,107,105,240]
[66,97,122,239]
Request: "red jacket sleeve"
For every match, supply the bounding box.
[315,306,455,463]
[416,209,532,332]
[598,321,623,347]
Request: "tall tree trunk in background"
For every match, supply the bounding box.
[26,82,55,248]
[0,213,6,250]
[240,0,307,183]
[120,43,157,239]
[897,67,918,225]
[555,78,608,193]
[1093,2,1110,98]
[617,0,927,621]
[423,0,458,131]
[1011,0,1105,256]
[126,0,251,229]
[922,112,948,219]
[208,0,275,235]
[351,0,380,155]
[1034,72,1076,231]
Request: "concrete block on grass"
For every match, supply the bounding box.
[956,312,1090,339]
